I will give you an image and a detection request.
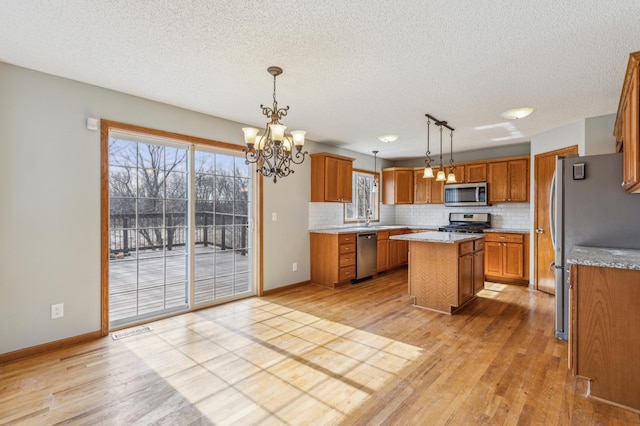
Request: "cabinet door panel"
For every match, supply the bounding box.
[324,156,341,201]
[459,254,474,305]
[484,241,503,276]
[395,170,414,204]
[473,251,485,294]
[377,239,389,272]
[488,162,508,203]
[338,159,353,201]
[430,169,444,204]
[414,169,430,203]
[503,243,524,278]
[466,163,487,183]
[508,159,529,202]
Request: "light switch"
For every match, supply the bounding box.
[272,212,277,221]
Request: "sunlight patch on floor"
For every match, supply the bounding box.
[120,298,428,424]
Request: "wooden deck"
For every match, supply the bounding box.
[109,246,250,324]
[2,268,639,424]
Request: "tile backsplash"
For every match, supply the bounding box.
[309,202,529,230]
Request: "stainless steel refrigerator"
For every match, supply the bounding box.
[553,152,640,340]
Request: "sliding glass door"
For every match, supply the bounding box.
[107,130,253,328]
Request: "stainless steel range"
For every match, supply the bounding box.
[439,213,491,234]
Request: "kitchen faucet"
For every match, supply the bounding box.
[365,209,372,227]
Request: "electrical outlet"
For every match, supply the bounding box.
[292,262,298,272]
[51,303,64,319]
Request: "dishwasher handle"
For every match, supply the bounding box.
[357,233,377,239]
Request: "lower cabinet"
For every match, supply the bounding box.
[388,229,409,269]
[407,237,484,314]
[569,264,640,412]
[377,231,390,272]
[310,232,356,288]
[484,232,529,285]
[458,239,485,306]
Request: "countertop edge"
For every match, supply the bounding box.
[567,246,640,271]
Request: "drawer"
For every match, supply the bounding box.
[474,239,485,251]
[339,243,356,254]
[389,228,407,236]
[377,231,390,240]
[339,253,356,267]
[338,233,356,244]
[459,241,474,255]
[339,266,356,281]
[484,233,524,243]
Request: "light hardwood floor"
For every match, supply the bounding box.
[1,269,639,425]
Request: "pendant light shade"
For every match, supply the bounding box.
[436,169,447,181]
[372,150,379,193]
[423,167,434,178]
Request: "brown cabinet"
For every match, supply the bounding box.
[388,228,409,268]
[376,231,390,272]
[310,153,354,202]
[382,168,414,204]
[569,263,640,411]
[488,158,529,203]
[449,163,487,184]
[466,163,487,183]
[413,168,444,204]
[310,232,356,287]
[407,237,484,314]
[458,239,485,305]
[484,232,529,284]
[614,51,640,193]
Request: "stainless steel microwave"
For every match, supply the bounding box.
[443,182,488,206]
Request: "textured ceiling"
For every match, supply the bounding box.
[1,1,639,160]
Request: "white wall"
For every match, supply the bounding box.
[0,62,334,353]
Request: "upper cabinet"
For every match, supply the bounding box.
[614,51,640,193]
[382,168,414,204]
[465,163,487,183]
[488,158,529,203]
[414,167,444,204]
[310,153,354,202]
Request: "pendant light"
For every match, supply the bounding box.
[425,114,456,182]
[435,123,446,181]
[446,129,457,183]
[372,150,379,192]
[423,115,434,178]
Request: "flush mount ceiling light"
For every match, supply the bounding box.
[500,107,535,120]
[378,134,399,143]
[242,66,307,183]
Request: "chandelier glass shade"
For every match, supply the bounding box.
[242,66,307,183]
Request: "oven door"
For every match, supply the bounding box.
[444,183,488,206]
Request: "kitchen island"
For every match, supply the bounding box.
[391,232,485,314]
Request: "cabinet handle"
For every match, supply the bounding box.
[535,228,543,234]
[622,181,626,188]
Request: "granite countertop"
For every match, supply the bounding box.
[567,246,640,271]
[483,228,529,234]
[309,225,441,234]
[389,231,483,244]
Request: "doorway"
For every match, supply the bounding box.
[533,145,578,294]
[102,121,257,332]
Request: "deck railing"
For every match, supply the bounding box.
[109,212,248,255]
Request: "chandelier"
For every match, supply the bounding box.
[424,113,456,183]
[242,66,307,183]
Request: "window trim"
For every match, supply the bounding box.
[343,168,380,224]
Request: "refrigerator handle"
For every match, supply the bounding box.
[549,171,556,249]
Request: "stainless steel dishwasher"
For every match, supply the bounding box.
[356,232,377,280]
